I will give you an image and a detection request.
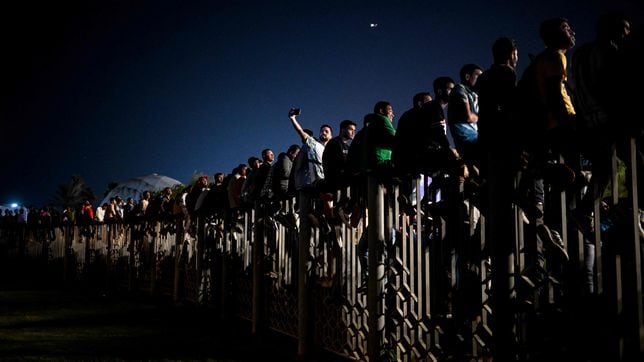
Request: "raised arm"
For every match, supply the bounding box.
[288,113,309,143]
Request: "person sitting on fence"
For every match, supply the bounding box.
[392,92,432,205]
[355,101,396,292]
[255,149,274,204]
[448,63,484,175]
[241,156,263,209]
[322,119,357,227]
[186,175,210,218]
[95,203,107,223]
[365,101,396,178]
[227,164,247,221]
[271,145,300,229]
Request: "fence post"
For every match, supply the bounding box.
[150,222,160,296]
[84,224,92,283]
[174,218,184,303]
[128,223,136,293]
[252,202,265,336]
[367,175,386,360]
[297,191,313,358]
[623,136,643,358]
[220,225,228,318]
[487,152,518,359]
[41,226,49,270]
[63,225,71,285]
[106,224,112,291]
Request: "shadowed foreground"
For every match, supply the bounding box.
[0,290,337,361]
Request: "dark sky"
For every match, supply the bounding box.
[1,0,641,207]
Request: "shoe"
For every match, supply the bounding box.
[548,228,568,261]
[537,224,569,261]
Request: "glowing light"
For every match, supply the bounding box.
[369,23,378,28]
[10,203,18,208]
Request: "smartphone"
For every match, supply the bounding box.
[289,108,301,116]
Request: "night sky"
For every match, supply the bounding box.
[1,0,641,207]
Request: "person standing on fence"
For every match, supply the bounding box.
[255,149,275,203]
[80,200,95,238]
[516,17,577,288]
[476,36,522,354]
[241,156,262,209]
[571,12,631,226]
[288,109,331,226]
[288,110,330,192]
[393,92,432,181]
[271,146,300,230]
[365,101,396,176]
[571,12,632,294]
[273,145,300,201]
[139,191,152,217]
[186,175,210,218]
[287,108,332,277]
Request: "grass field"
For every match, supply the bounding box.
[0,290,302,361]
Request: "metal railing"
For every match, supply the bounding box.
[1,139,642,361]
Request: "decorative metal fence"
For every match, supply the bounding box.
[1,141,642,361]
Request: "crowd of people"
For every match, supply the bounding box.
[2,13,641,298]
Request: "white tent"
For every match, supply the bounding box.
[98,174,183,206]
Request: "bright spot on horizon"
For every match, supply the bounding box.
[10,203,18,208]
[369,23,378,28]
